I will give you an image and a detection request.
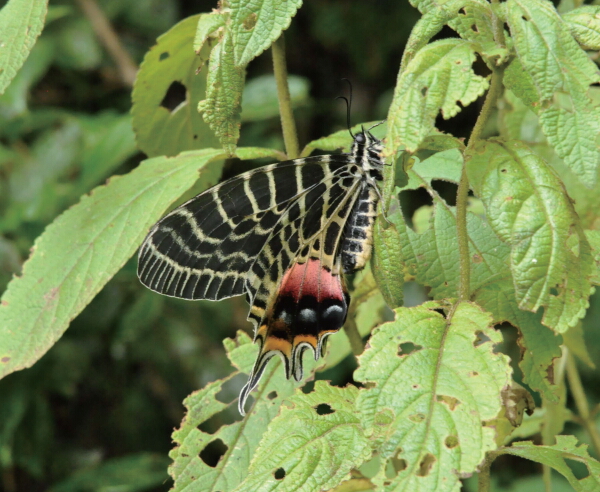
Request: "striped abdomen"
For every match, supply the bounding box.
[341,183,379,273]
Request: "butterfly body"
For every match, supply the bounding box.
[138,129,384,414]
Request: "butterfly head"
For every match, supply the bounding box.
[351,128,384,175]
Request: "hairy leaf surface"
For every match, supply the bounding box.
[467,140,594,332]
[386,38,488,157]
[355,301,511,491]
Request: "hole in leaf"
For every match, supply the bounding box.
[550,287,559,296]
[432,308,446,318]
[459,7,466,15]
[500,168,507,173]
[431,180,458,206]
[436,395,460,410]
[274,467,286,480]
[315,403,335,415]
[469,371,479,377]
[198,408,243,435]
[398,342,422,356]
[391,457,407,473]
[159,51,169,61]
[301,381,315,394]
[473,330,490,347]
[471,23,478,32]
[267,391,278,400]
[199,439,228,468]
[565,458,589,479]
[445,435,459,448]
[160,81,187,112]
[399,188,433,231]
[215,373,248,404]
[412,384,420,390]
[417,453,436,477]
[193,134,198,140]
[421,86,428,96]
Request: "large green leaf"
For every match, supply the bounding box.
[170,331,320,492]
[503,436,600,491]
[0,0,48,95]
[131,15,219,157]
[392,150,510,300]
[505,0,600,186]
[466,139,594,332]
[386,38,489,157]
[198,31,246,155]
[0,147,278,379]
[562,6,600,50]
[355,301,511,491]
[235,382,371,492]
[230,0,303,67]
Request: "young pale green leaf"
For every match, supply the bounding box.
[300,122,387,158]
[466,140,594,332]
[0,0,47,95]
[447,0,508,66]
[563,323,595,369]
[131,15,220,157]
[229,0,303,67]
[355,301,511,491]
[587,230,600,286]
[506,0,600,186]
[198,31,245,155]
[0,149,227,380]
[386,38,489,157]
[474,278,562,402]
[234,382,371,492]
[562,6,600,51]
[193,11,227,52]
[170,331,319,492]
[503,436,600,491]
[371,217,404,309]
[392,151,510,300]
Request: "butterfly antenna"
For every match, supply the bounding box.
[340,78,355,138]
[368,119,386,131]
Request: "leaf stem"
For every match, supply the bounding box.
[457,1,505,302]
[477,450,497,492]
[271,34,300,159]
[566,352,600,457]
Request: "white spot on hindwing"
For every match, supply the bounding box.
[299,308,317,324]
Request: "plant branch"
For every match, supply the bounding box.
[75,0,138,86]
[566,353,600,457]
[271,34,300,159]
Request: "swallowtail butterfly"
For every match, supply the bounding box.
[137,126,384,414]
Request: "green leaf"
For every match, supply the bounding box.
[474,278,563,402]
[562,6,600,51]
[506,0,600,186]
[300,122,387,158]
[198,31,245,155]
[392,151,510,300]
[170,331,319,492]
[466,139,594,332]
[229,0,303,67]
[50,453,170,492]
[193,11,227,52]
[563,323,595,369]
[241,74,310,122]
[447,0,509,65]
[0,0,48,95]
[235,382,371,492]
[355,301,511,491]
[386,38,489,157]
[587,230,600,286]
[503,436,600,491]
[372,217,404,309]
[132,15,220,157]
[0,148,226,380]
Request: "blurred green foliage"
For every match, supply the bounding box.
[0,0,599,491]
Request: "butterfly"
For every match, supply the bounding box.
[137,125,384,414]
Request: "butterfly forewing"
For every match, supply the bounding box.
[137,129,384,415]
[138,155,353,300]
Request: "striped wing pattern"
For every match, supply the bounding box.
[138,130,384,414]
